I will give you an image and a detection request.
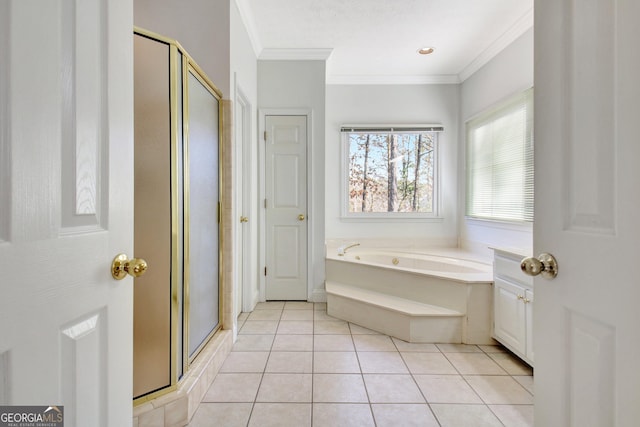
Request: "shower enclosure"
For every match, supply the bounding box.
[133,28,223,402]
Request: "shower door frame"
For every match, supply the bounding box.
[133,27,224,405]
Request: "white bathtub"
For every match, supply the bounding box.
[334,249,492,281]
[325,248,494,344]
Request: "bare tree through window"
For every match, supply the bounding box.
[346,130,437,214]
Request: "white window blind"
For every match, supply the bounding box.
[466,88,533,222]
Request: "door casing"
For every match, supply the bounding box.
[234,82,256,313]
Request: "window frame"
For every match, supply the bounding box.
[340,125,443,221]
[465,88,534,223]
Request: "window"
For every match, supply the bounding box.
[466,88,533,222]
[341,125,442,218]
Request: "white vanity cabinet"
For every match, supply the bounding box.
[492,249,534,366]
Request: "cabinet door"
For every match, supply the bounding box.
[494,277,527,354]
[525,289,534,362]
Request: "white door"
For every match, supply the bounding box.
[0,1,134,425]
[264,115,308,300]
[534,0,640,425]
[235,94,245,316]
[235,88,252,314]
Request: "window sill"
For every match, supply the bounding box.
[465,216,532,231]
[340,215,444,223]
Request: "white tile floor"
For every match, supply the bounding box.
[188,302,534,427]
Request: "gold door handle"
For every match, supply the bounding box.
[298,214,306,221]
[521,253,558,279]
[240,216,249,223]
[111,254,148,280]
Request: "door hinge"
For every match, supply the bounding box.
[264,130,267,141]
[264,267,267,276]
[264,199,267,209]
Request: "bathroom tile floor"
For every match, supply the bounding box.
[188,302,534,427]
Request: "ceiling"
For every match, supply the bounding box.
[235,0,533,84]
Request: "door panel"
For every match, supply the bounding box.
[274,155,300,207]
[61,0,108,231]
[61,309,107,426]
[563,0,615,234]
[535,0,640,425]
[273,226,301,278]
[0,1,133,425]
[265,115,307,300]
[493,278,526,354]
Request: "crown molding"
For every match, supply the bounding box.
[259,48,334,61]
[234,0,531,85]
[326,74,460,85]
[233,0,263,56]
[457,7,533,82]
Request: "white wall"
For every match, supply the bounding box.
[133,1,534,299]
[325,84,459,246]
[258,60,327,301]
[459,28,534,257]
[230,2,257,102]
[230,2,259,310]
[134,0,231,95]
[135,1,257,326]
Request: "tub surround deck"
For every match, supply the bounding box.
[325,247,494,345]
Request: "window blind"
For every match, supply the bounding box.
[340,125,443,133]
[466,88,533,222]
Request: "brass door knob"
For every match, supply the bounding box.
[240,216,249,223]
[521,253,558,279]
[111,254,148,280]
[298,214,305,221]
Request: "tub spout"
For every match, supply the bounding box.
[338,243,360,256]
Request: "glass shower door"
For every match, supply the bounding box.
[133,29,222,401]
[184,65,221,361]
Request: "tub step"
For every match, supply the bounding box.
[326,281,464,343]
[326,281,462,316]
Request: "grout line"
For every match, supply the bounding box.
[310,305,316,426]
[244,307,282,426]
[349,327,377,426]
[395,339,443,427]
[440,349,489,408]
[485,404,509,427]
[216,309,533,426]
